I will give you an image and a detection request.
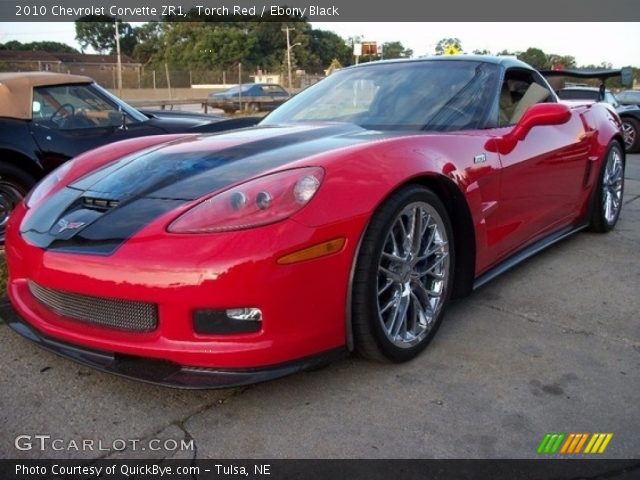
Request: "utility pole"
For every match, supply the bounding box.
[114,20,122,96]
[282,26,295,90]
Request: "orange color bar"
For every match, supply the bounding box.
[567,434,582,453]
[560,434,575,454]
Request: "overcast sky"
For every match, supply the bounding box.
[1,22,638,67]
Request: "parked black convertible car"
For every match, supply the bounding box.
[0,72,258,240]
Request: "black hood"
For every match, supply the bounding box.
[20,123,374,255]
[144,112,261,134]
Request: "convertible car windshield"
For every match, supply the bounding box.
[263,60,500,131]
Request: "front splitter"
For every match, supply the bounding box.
[0,299,347,389]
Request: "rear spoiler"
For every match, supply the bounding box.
[540,67,633,102]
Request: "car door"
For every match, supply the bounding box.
[29,83,164,168]
[489,68,591,261]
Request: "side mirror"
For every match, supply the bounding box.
[488,103,571,154]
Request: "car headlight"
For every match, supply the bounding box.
[168,167,325,234]
[25,160,74,209]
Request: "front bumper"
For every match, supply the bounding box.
[1,300,346,389]
[5,202,367,377]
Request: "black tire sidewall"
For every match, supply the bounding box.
[0,163,36,240]
[354,186,455,362]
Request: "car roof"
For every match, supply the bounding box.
[0,71,94,120]
[344,55,534,71]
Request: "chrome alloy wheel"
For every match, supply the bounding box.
[622,121,636,151]
[376,201,450,348]
[602,147,624,224]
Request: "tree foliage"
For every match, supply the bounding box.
[381,41,413,59]
[75,16,137,56]
[72,18,355,74]
[517,47,546,69]
[0,40,78,53]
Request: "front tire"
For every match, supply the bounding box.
[0,164,35,243]
[621,117,639,153]
[352,186,454,362]
[590,141,624,233]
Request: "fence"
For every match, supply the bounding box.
[0,60,323,90]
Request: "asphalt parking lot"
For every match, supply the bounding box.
[1,154,638,460]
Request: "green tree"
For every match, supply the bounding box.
[546,54,577,70]
[131,22,162,64]
[0,40,78,53]
[159,22,258,70]
[517,47,547,69]
[305,29,351,71]
[75,16,137,56]
[381,41,413,59]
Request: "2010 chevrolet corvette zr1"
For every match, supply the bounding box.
[2,56,625,388]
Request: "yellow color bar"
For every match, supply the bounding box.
[277,238,346,265]
[598,434,613,453]
[584,434,599,453]
[591,434,606,453]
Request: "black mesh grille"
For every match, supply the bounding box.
[28,281,157,332]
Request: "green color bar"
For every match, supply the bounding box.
[544,434,558,453]
[537,434,552,454]
[550,433,565,453]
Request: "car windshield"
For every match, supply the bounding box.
[32,83,146,129]
[93,84,148,122]
[557,89,600,101]
[262,60,500,131]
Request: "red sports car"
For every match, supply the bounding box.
[2,56,625,388]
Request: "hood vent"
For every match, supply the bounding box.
[83,196,120,210]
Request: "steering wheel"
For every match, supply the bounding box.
[50,103,75,125]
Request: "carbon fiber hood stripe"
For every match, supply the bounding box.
[21,123,371,255]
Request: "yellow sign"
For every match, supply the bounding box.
[443,44,461,55]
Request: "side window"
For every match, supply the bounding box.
[261,85,288,96]
[32,85,125,130]
[498,69,554,127]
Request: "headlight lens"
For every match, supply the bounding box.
[168,167,325,234]
[25,160,74,209]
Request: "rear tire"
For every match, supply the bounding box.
[352,185,454,362]
[0,164,35,243]
[589,141,624,233]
